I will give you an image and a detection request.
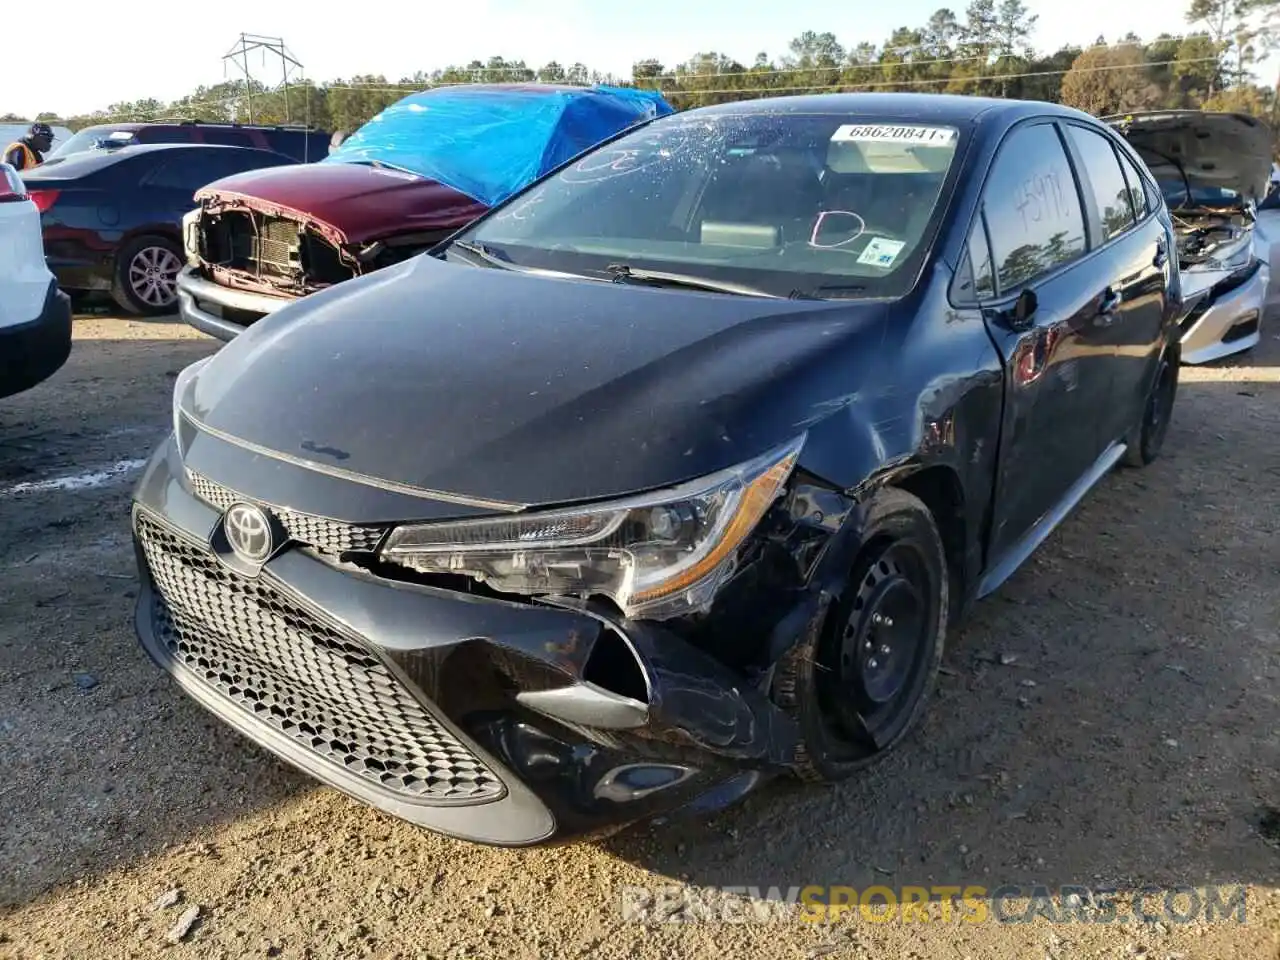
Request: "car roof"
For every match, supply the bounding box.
[22,142,291,179]
[72,120,319,133]
[686,92,1095,128]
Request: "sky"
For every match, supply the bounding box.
[4,0,1251,119]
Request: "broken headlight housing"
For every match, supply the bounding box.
[1194,231,1254,273]
[382,435,805,620]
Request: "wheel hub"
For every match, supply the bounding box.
[837,557,924,709]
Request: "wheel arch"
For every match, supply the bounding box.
[883,462,971,623]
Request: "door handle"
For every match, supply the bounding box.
[1097,287,1122,323]
[1153,241,1169,269]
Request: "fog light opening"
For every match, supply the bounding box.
[583,628,650,704]
[593,763,697,802]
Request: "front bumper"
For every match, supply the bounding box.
[0,279,72,399]
[176,267,292,342]
[131,437,799,845]
[1178,260,1266,365]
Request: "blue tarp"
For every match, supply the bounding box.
[324,84,673,207]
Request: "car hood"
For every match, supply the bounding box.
[195,162,488,246]
[179,255,888,509]
[1107,110,1275,201]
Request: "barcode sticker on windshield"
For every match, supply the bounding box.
[831,124,958,145]
[857,237,907,268]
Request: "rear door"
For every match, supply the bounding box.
[970,119,1118,569]
[1060,121,1170,446]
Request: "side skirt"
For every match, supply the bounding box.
[976,440,1127,599]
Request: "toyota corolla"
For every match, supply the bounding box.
[132,93,1181,846]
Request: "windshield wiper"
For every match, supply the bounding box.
[447,240,518,270]
[604,263,781,299]
[798,283,868,299]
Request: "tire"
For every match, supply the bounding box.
[1122,346,1179,468]
[111,235,183,316]
[773,487,948,782]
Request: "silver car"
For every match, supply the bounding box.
[1109,111,1273,364]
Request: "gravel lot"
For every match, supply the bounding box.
[0,314,1278,959]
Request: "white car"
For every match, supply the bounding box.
[1108,111,1272,364]
[0,161,71,398]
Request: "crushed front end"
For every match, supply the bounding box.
[1168,198,1267,363]
[1108,109,1273,363]
[131,415,851,844]
[177,200,356,341]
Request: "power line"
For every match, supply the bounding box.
[80,52,1223,122]
[656,55,1223,96]
[319,33,1212,86]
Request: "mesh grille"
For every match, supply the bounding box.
[136,510,506,806]
[186,471,385,555]
[256,218,298,272]
[222,212,299,277]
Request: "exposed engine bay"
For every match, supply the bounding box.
[190,202,452,300]
[1169,200,1254,275]
[1109,110,1273,303]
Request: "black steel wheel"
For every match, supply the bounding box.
[773,487,948,782]
[1123,348,1179,468]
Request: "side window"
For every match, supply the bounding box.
[954,217,996,303]
[137,127,191,145]
[1065,125,1136,243]
[982,123,1087,293]
[142,152,258,192]
[141,159,188,190]
[201,151,285,183]
[201,128,254,148]
[1115,149,1150,219]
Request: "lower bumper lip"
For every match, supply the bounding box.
[130,437,801,844]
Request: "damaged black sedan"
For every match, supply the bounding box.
[132,94,1181,846]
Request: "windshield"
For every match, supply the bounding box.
[48,127,135,158]
[455,112,961,299]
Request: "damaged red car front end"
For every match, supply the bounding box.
[178,163,487,340]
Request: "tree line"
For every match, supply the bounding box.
[8,0,1280,139]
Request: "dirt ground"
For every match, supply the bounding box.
[0,314,1277,960]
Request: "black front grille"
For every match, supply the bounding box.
[136,510,505,806]
[186,470,385,556]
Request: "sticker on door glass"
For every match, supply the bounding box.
[830,124,958,145]
[857,237,907,268]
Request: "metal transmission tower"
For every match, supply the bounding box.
[222,33,305,124]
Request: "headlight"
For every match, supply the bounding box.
[382,435,805,620]
[181,207,201,266]
[172,356,211,453]
[1201,233,1254,273]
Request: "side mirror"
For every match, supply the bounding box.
[1001,288,1038,330]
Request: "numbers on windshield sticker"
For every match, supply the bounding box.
[1014,170,1072,232]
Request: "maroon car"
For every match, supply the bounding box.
[176,83,673,341]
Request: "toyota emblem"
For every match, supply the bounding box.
[223,502,275,563]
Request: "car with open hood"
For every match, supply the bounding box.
[1108,110,1274,363]
[175,83,672,341]
[133,93,1181,846]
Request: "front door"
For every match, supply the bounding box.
[973,120,1118,569]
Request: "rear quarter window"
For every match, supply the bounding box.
[1064,124,1136,243]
